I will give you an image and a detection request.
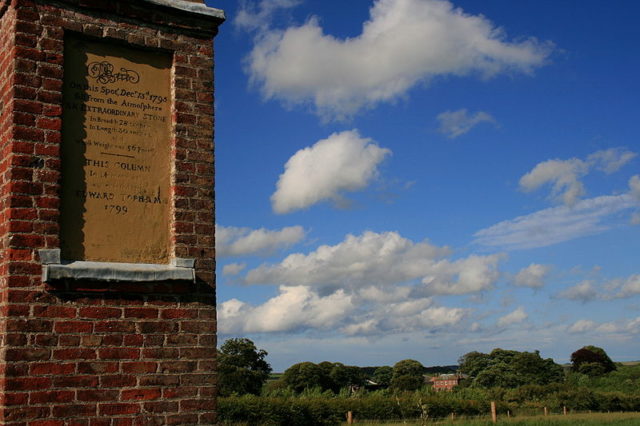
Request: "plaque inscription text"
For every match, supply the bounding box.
[61,37,172,264]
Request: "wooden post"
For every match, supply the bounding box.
[347,411,353,424]
[563,406,567,415]
[544,407,548,416]
[451,412,455,421]
[491,401,497,423]
[507,410,511,418]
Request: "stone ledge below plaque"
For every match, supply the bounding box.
[39,249,195,283]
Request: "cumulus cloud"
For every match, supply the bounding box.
[437,109,496,138]
[246,231,448,288]
[216,225,305,257]
[342,305,468,335]
[235,0,301,33]
[630,175,640,200]
[474,194,636,250]
[513,264,550,288]
[218,286,354,334]
[568,317,640,335]
[557,280,599,302]
[420,254,504,295]
[519,148,636,206]
[519,158,588,206]
[244,230,502,296]
[218,283,468,336]
[554,274,640,301]
[222,263,247,276]
[497,306,527,327]
[567,319,597,333]
[271,130,391,213]
[611,274,640,299]
[630,176,640,224]
[588,148,637,174]
[244,0,552,119]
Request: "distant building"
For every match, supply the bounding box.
[429,373,466,391]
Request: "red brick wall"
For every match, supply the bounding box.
[0,0,222,424]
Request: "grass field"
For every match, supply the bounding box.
[345,412,640,425]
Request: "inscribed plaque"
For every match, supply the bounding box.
[61,37,172,264]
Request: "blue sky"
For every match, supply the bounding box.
[209,0,640,372]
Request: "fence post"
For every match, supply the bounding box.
[347,411,353,424]
[563,406,567,416]
[544,407,548,416]
[451,412,455,421]
[491,401,497,423]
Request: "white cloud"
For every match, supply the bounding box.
[630,175,640,200]
[513,263,550,288]
[625,317,640,334]
[235,0,301,33]
[246,231,448,288]
[437,109,496,138]
[588,148,637,174]
[519,148,636,207]
[630,176,640,224]
[218,283,468,336]
[497,306,527,327]
[474,194,636,250]
[519,158,588,206]
[568,317,640,336]
[245,0,551,119]
[271,130,391,213]
[222,263,247,276]
[216,225,305,257]
[554,274,640,301]
[612,274,640,298]
[245,230,502,296]
[218,286,354,334]
[568,319,597,333]
[342,301,468,336]
[557,280,599,302]
[420,254,504,295]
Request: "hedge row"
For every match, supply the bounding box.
[218,389,640,425]
[218,394,494,425]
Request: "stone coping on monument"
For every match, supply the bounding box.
[143,0,225,20]
[39,249,196,283]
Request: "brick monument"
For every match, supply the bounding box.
[0,0,224,424]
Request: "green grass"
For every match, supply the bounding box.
[345,412,640,425]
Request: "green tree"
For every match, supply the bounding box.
[391,359,425,391]
[217,338,272,396]
[283,361,326,393]
[458,351,491,377]
[329,363,365,391]
[283,361,365,393]
[458,348,564,389]
[571,345,616,376]
[372,366,393,387]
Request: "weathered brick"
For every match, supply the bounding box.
[29,390,75,404]
[0,0,220,424]
[53,375,99,388]
[79,307,122,319]
[98,403,140,416]
[98,348,140,360]
[121,388,161,401]
[124,307,158,319]
[29,362,76,376]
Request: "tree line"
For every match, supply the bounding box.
[217,338,619,397]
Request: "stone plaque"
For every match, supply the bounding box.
[61,37,172,264]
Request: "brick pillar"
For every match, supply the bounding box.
[0,1,224,424]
